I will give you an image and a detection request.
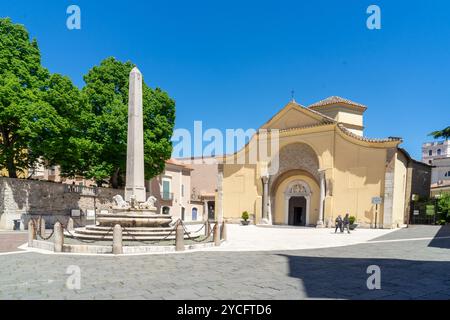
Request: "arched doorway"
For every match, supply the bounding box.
[207,201,215,220]
[289,197,307,226]
[284,180,312,226]
[267,142,320,225]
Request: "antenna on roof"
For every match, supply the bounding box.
[291,89,296,103]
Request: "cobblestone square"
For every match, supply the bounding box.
[0,225,449,300]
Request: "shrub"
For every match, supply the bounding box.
[437,193,450,222]
[241,211,250,221]
[349,216,356,225]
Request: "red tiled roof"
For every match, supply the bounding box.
[308,96,367,111]
[337,124,402,143]
[165,159,193,170]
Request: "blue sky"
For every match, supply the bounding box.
[1,0,449,159]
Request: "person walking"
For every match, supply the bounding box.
[343,213,351,234]
[335,215,343,233]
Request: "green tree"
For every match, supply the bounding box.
[437,193,450,222]
[0,18,81,178]
[429,126,450,140]
[76,57,175,188]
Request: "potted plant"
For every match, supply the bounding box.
[241,211,250,225]
[349,216,358,230]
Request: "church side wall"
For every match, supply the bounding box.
[222,163,260,223]
[332,134,387,227]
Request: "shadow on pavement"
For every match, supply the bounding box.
[429,225,450,249]
[278,254,450,300]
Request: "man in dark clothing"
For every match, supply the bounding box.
[335,215,343,233]
[343,213,351,234]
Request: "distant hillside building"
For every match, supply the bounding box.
[430,157,450,185]
[421,140,450,196]
[422,140,450,165]
[430,157,450,197]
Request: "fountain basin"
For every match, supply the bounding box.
[97,212,172,227]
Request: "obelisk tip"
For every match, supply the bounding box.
[130,67,141,75]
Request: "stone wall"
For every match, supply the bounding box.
[404,160,432,223]
[0,177,124,230]
[410,161,432,198]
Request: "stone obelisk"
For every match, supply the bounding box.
[125,67,146,203]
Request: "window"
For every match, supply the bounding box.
[162,206,170,215]
[428,150,433,156]
[437,149,442,156]
[429,160,432,165]
[163,180,170,193]
[445,171,450,177]
[162,179,172,200]
[181,184,184,197]
[192,208,198,221]
[181,207,185,221]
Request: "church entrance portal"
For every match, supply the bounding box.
[288,196,307,226]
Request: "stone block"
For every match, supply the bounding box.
[113,224,123,255]
[28,220,36,247]
[53,222,63,252]
[176,223,185,251]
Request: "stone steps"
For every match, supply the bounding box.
[64,231,179,241]
[85,225,176,232]
[79,228,176,236]
[65,226,202,241]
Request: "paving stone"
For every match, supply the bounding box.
[0,226,449,299]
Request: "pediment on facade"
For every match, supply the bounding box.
[261,101,334,130]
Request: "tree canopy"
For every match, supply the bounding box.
[0,19,176,187]
[437,193,450,223]
[69,57,176,187]
[0,18,82,178]
[429,126,450,141]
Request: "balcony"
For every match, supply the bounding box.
[161,192,174,201]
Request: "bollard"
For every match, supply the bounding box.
[220,221,227,241]
[53,222,64,253]
[67,218,74,232]
[213,222,221,246]
[205,220,211,237]
[28,220,36,247]
[175,222,185,252]
[113,224,123,255]
[40,217,46,238]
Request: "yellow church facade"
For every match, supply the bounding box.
[217,97,411,229]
